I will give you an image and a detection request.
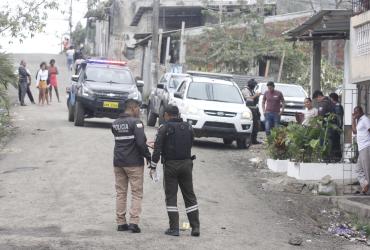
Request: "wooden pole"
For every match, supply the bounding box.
[151,0,160,87]
[179,21,186,65]
[165,36,171,68]
[158,28,163,65]
[264,60,270,78]
[277,50,286,82]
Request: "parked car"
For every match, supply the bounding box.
[172,76,253,149]
[147,73,190,126]
[67,59,143,126]
[255,82,307,124]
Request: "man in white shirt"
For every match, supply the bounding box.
[352,106,370,194]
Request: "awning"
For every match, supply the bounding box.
[284,9,352,41]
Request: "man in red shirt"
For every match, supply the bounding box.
[262,81,285,136]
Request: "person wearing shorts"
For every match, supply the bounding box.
[36,62,49,105]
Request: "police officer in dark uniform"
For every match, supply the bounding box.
[111,99,151,233]
[150,105,200,237]
[241,79,261,144]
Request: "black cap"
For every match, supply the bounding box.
[164,105,179,116]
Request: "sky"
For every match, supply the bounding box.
[1,0,88,54]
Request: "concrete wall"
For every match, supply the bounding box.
[350,11,370,84]
[276,0,350,14]
[95,21,109,57]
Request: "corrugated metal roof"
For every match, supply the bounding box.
[284,9,352,41]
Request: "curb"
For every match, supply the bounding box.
[329,196,370,222]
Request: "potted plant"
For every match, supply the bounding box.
[266,126,290,172]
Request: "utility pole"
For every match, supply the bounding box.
[69,0,73,43]
[151,0,160,88]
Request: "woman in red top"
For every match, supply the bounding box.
[48,59,60,102]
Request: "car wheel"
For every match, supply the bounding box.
[68,102,75,122]
[237,135,251,149]
[223,138,233,145]
[74,101,85,127]
[147,104,157,127]
[158,105,165,126]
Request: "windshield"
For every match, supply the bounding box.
[169,76,188,89]
[261,85,306,97]
[85,67,133,84]
[187,82,243,104]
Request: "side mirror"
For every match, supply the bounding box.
[157,83,164,89]
[71,75,79,82]
[136,80,144,88]
[174,92,183,99]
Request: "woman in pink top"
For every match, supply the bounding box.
[48,59,60,102]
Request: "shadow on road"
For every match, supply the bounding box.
[193,139,238,150]
[83,120,112,129]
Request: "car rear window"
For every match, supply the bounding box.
[85,67,134,84]
[187,82,243,104]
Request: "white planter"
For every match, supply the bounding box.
[267,159,289,173]
[287,161,358,181]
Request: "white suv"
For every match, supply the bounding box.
[172,76,253,148]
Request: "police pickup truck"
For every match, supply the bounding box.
[67,59,143,126]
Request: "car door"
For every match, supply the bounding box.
[153,74,168,114]
[173,80,188,115]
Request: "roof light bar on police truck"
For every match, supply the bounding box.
[86,59,127,66]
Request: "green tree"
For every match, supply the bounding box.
[71,22,86,48]
[0,0,58,43]
[0,0,59,132]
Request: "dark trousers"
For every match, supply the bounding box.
[18,82,34,104]
[330,129,342,162]
[250,108,260,143]
[164,159,200,230]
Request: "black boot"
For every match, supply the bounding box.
[168,212,179,231]
[128,224,141,233]
[165,228,180,236]
[187,210,200,236]
[117,224,129,231]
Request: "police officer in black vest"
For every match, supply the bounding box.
[241,79,261,144]
[151,105,200,237]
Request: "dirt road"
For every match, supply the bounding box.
[0,54,360,249]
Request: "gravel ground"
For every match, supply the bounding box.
[0,54,365,250]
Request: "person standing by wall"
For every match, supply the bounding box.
[151,105,200,237]
[352,106,370,194]
[242,79,261,144]
[111,99,151,233]
[48,59,60,103]
[262,81,285,136]
[36,62,49,105]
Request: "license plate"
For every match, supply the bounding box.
[103,101,119,109]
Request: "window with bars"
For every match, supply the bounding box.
[355,22,370,56]
[353,0,370,15]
